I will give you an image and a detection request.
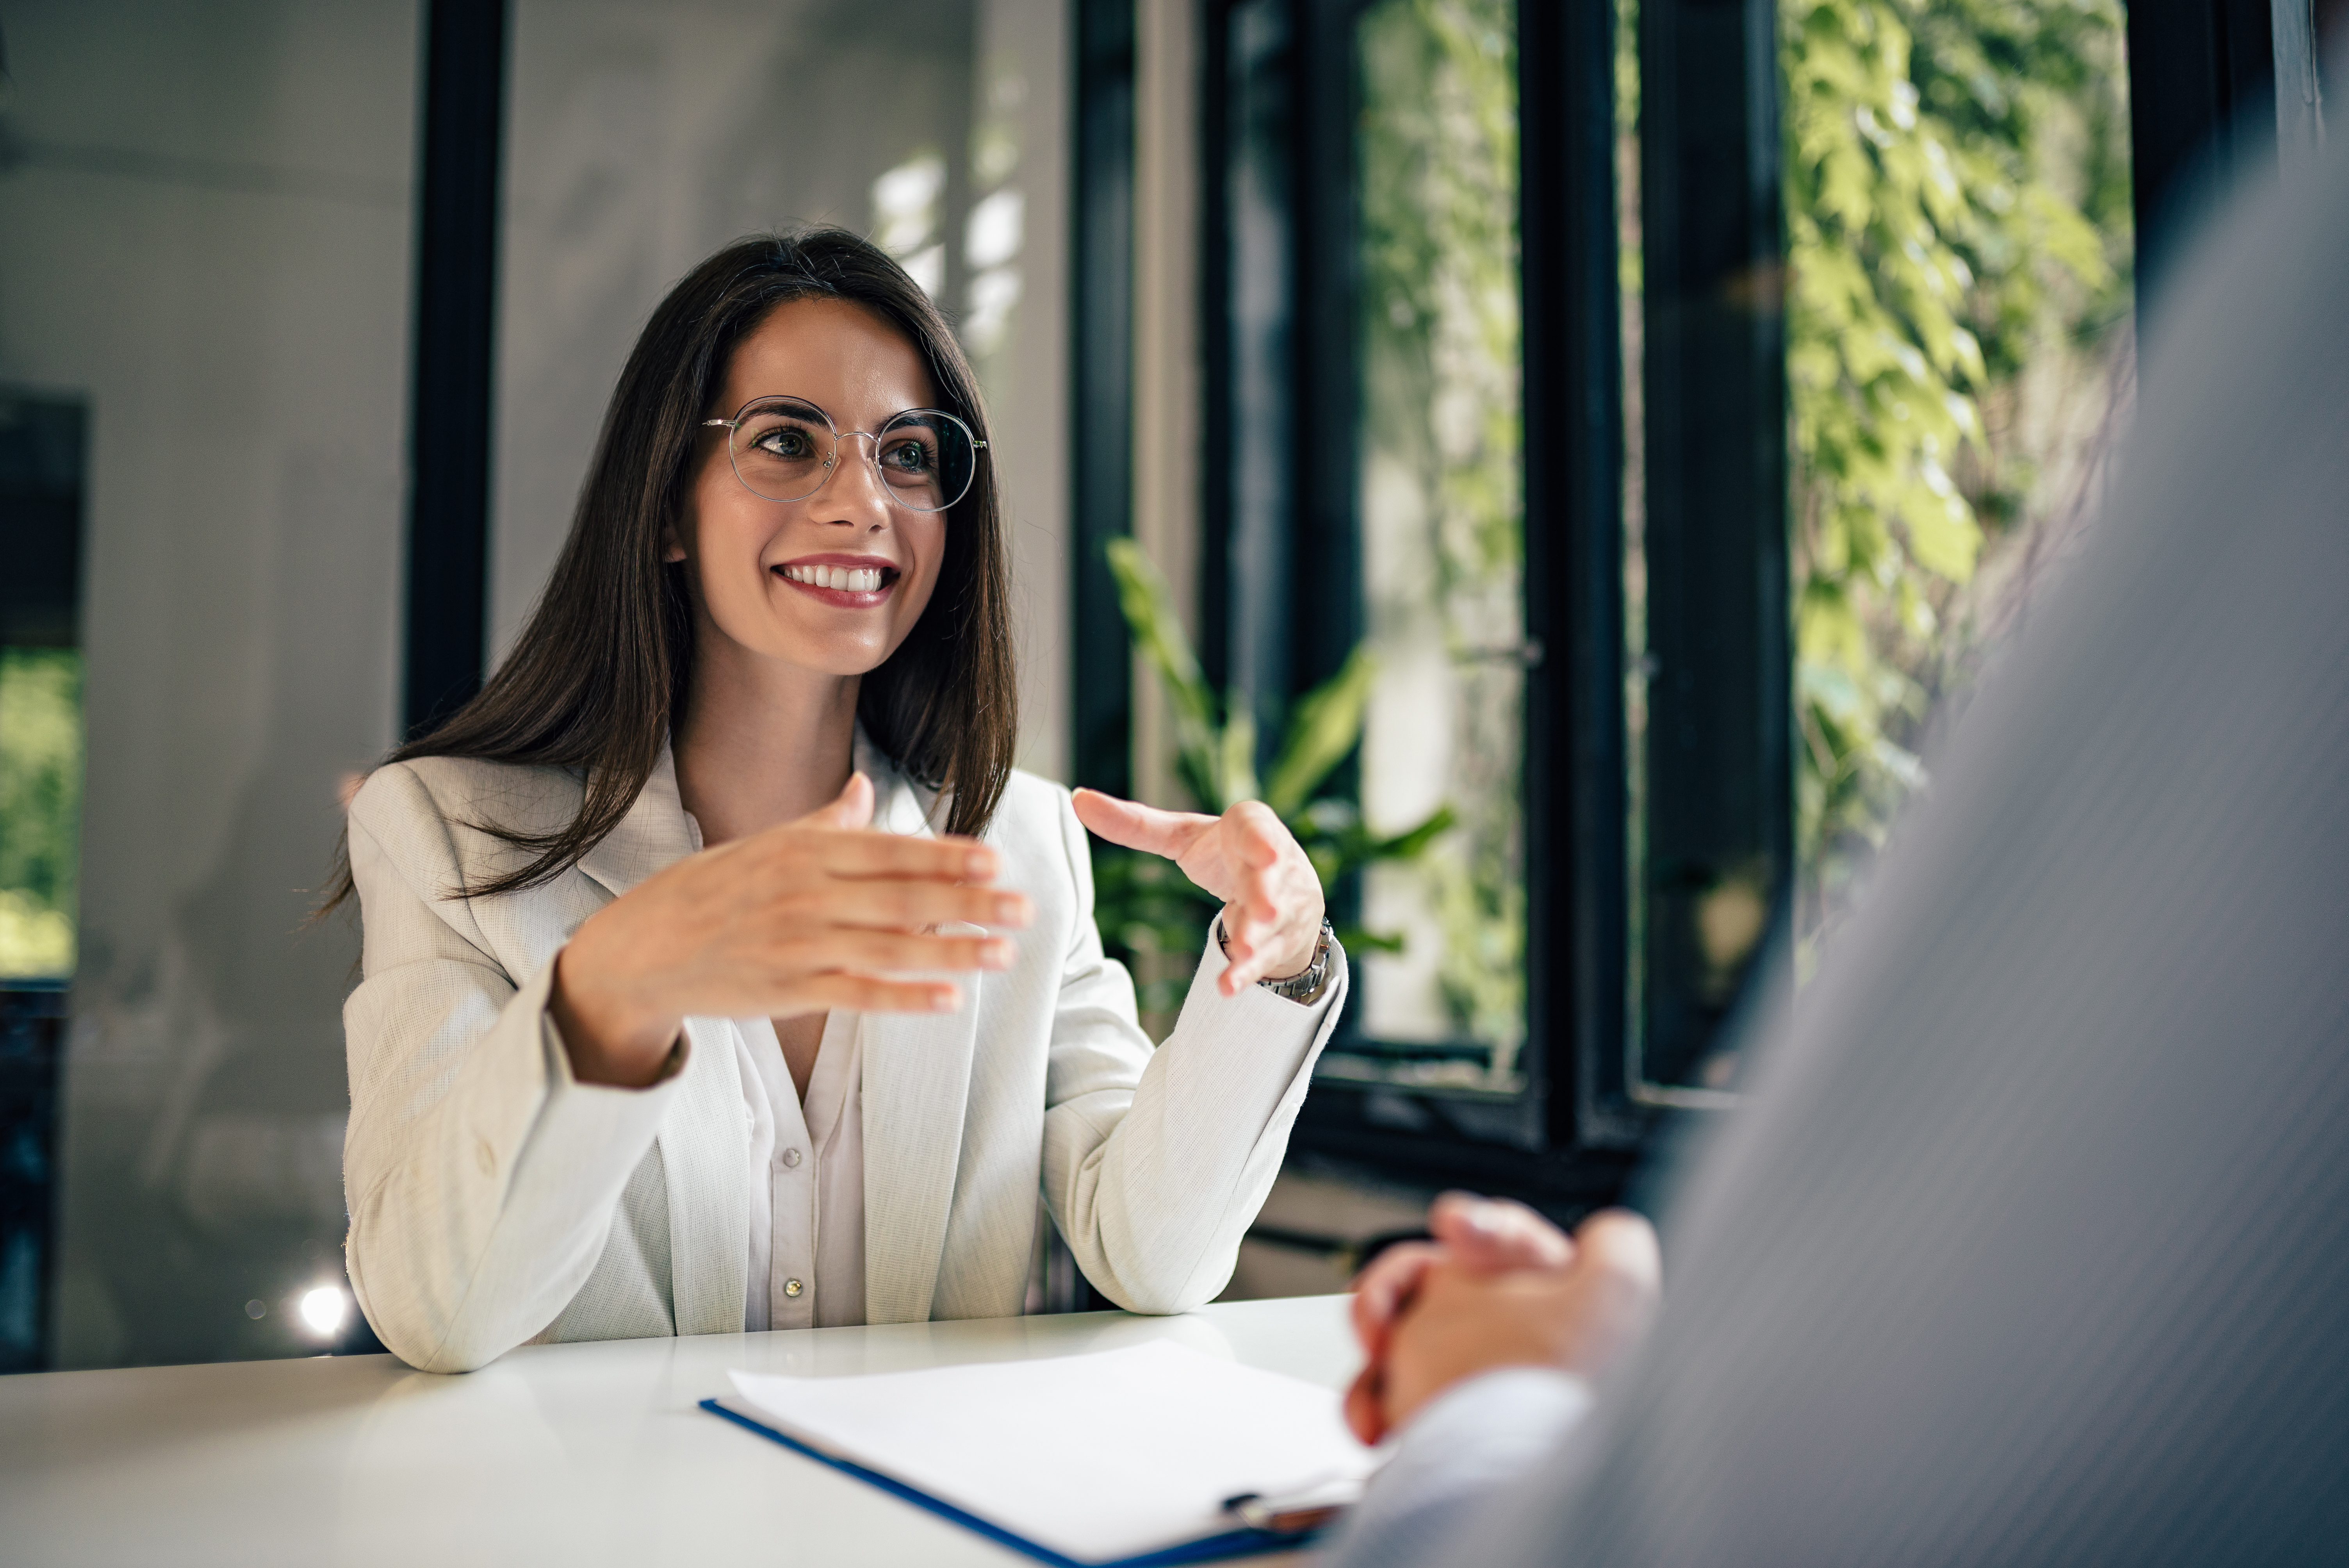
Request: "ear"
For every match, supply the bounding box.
[660,519,688,563]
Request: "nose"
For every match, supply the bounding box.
[810,431,897,526]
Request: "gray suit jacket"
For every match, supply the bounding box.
[1331,130,2349,1568]
[341,742,1345,1373]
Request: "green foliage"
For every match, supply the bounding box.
[1784,0,2130,931]
[1093,540,1453,1010]
[0,647,83,976]
[1355,0,1530,1060]
[1359,0,1522,600]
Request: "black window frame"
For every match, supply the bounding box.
[1179,0,1789,1205]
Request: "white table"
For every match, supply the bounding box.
[0,1294,1358,1567]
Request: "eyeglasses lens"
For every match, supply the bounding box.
[729,398,834,504]
[873,411,977,513]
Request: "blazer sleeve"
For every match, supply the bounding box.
[340,765,683,1373]
[1037,788,1349,1313]
[1320,1370,1597,1568]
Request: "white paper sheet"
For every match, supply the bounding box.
[726,1339,1378,1563]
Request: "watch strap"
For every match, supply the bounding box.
[1217,917,1337,1007]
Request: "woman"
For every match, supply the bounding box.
[335,228,1346,1374]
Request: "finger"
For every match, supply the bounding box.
[1428,1193,1576,1273]
[1221,906,1294,969]
[795,829,1002,884]
[1220,958,1267,996]
[1218,942,1290,994]
[1349,1240,1441,1354]
[1221,880,1284,939]
[1570,1208,1663,1297]
[1226,799,1290,868]
[795,771,876,831]
[789,971,964,1015]
[1217,909,1251,995]
[822,879,1035,932]
[1217,906,1274,994]
[775,928,1017,976]
[1071,788,1217,859]
[1343,1365,1387,1446]
[1218,906,1312,994]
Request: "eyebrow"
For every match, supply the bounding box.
[740,398,832,422]
[741,398,949,428]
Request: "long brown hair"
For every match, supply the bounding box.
[326,227,1016,909]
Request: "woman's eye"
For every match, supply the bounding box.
[756,428,816,459]
[882,440,933,472]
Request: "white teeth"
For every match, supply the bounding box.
[785,564,886,592]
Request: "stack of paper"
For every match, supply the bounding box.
[711,1340,1379,1565]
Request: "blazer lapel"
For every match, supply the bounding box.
[573,745,749,1336]
[860,973,981,1323]
[576,744,699,901]
[663,1016,751,1336]
[858,747,980,1324]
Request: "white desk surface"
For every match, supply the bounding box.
[1,1294,1358,1567]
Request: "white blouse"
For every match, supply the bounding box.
[678,809,870,1331]
[733,1011,865,1330]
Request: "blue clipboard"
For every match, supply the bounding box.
[700,1396,1327,1566]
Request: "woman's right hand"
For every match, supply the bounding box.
[548,772,1032,1086]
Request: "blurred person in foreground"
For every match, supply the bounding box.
[1322,129,2349,1568]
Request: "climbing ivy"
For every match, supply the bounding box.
[1782,0,2132,938]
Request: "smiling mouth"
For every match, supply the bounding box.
[780,562,897,592]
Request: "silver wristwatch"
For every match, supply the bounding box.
[1217,917,1337,1006]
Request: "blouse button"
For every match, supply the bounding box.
[784,1278,804,1298]
[781,1146,804,1169]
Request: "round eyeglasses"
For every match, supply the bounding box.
[701,396,985,514]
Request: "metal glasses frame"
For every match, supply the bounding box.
[700,395,987,514]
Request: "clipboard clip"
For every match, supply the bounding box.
[1221,1479,1356,1536]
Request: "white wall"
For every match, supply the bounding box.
[0,0,416,1367]
[973,0,1071,784]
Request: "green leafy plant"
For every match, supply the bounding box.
[1782,0,2131,943]
[1357,0,1530,1061]
[0,647,83,977]
[1091,539,1454,1011]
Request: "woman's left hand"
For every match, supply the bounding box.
[1072,790,1325,995]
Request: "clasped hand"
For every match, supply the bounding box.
[550,774,1328,1087]
[1344,1194,1663,1445]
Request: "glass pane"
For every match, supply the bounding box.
[0,647,82,980]
[1625,0,2137,1100]
[1781,1,2136,962]
[1618,0,1656,1096]
[1,389,88,983]
[1338,0,1526,1093]
[0,0,419,1367]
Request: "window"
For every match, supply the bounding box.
[0,390,82,1373]
[1183,0,1787,1194]
[1346,0,1529,1091]
[0,395,86,984]
[1157,0,2133,1197]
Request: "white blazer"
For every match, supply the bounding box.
[340,741,1347,1374]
